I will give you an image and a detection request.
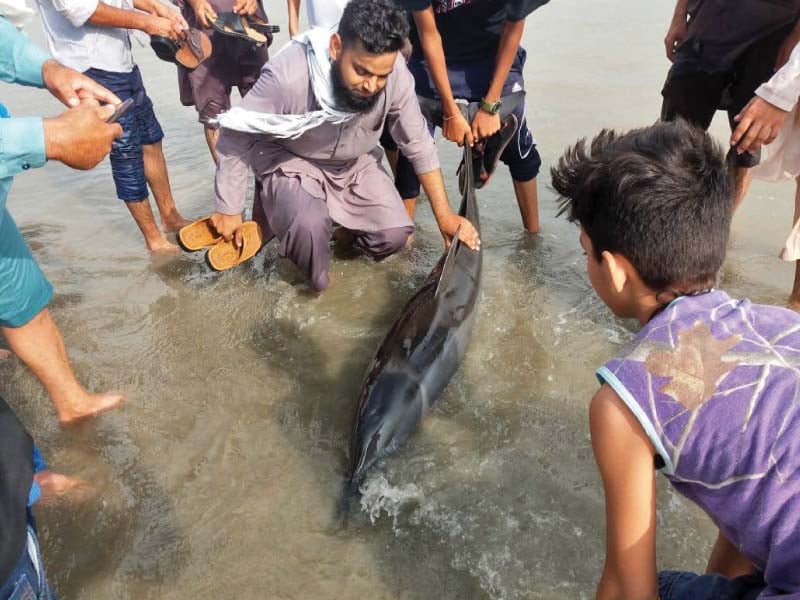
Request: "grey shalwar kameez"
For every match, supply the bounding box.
[213,43,439,290]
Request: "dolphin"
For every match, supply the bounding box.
[342,143,484,506]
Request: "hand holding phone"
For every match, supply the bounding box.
[106,98,134,124]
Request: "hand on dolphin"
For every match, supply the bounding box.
[439,213,480,251]
[210,212,244,249]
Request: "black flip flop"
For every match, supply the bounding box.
[150,35,179,63]
[458,113,519,194]
[213,12,267,44]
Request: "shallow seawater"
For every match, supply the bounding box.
[1,1,796,598]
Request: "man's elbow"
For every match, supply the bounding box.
[57,0,100,28]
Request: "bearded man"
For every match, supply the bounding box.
[209,0,479,291]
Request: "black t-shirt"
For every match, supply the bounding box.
[0,396,33,585]
[399,0,549,63]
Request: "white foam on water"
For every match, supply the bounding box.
[359,474,427,526]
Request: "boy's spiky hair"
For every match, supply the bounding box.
[551,119,733,293]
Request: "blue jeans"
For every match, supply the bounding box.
[84,66,164,202]
[659,570,765,600]
[0,527,55,600]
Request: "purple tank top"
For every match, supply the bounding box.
[598,290,800,598]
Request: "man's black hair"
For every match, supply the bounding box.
[551,119,734,294]
[338,0,409,54]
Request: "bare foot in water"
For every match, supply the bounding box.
[161,213,193,233]
[34,470,91,504]
[147,237,181,254]
[58,391,125,426]
[332,227,355,250]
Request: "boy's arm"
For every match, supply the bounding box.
[85,0,183,38]
[471,17,524,140]
[287,0,300,37]
[590,384,659,600]
[664,0,689,61]
[412,7,473,146]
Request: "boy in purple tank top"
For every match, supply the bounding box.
[551,119,800,600]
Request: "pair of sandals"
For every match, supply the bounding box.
[178,217,264,271]
[151,28,212,69]
[213,12,279,45]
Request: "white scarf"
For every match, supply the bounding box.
[212,27,355,139]
[0,0,35,28]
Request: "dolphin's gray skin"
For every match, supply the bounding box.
[344,144,483,496]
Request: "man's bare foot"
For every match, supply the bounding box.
[789,296,800,312]
[162,214,192,233]
[58,391,124,426]
[147,236,181,254]
[34,470,91,504]
[332,227,354,250]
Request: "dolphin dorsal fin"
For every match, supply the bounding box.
[434,226,460,300]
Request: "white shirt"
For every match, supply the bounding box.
[305,0,348,31]
[36,0,135,73]
[756,42,800,112]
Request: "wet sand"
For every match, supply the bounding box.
[1,1,796,598]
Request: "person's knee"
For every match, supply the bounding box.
[503,118,542,182]
[291,198,331,242]
[506,145,541,182]
[358,226,413,260]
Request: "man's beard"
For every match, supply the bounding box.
[331,59,381,113]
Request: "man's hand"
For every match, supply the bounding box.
[472,110,501,141]
[44,104,122,170]
[41,59,120,108]
[443,111,474,147]
[210,212,244,248]
[731,96,789,154]
[144,14,183,39]
[438,212,481,251]
[190,0,217,28]
[232,0,258,16]
[664,15,688,62]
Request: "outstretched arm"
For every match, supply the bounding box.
[86,0,184,38]
[471,18,524,140]
[664,0,690,62]
[730,40,800,154]
[412,7,473,146]
[590,384,659,600]
[287,0,301,37]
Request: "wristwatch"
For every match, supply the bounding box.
[479,97,502,115]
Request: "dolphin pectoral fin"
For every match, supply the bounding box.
[435,226,461,300]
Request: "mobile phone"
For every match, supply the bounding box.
[106,98,134,124]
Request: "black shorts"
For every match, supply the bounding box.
[661,24,793,168]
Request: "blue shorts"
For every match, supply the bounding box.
[0,209,53,328]
[659,570,766,600]
[393,47,541,199]
[0,526,55,600]
[84,66,164,202]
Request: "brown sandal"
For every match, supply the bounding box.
[178,217,222,251]
[206,221,264,271]
[175,29,212,69]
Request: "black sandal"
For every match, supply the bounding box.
[213,12,267,44]
[458,113,519,193]
[150,35,179,63]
